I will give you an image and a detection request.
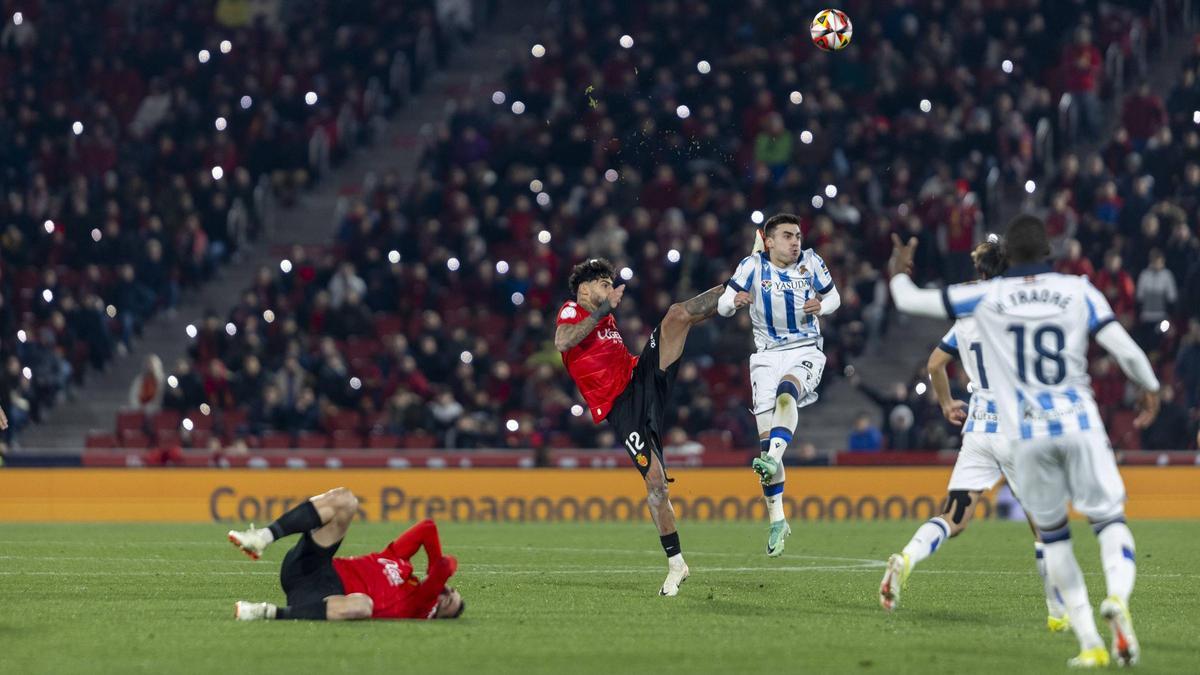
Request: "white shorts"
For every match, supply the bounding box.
[1010,431,1127,529]
[749,346,825,415]
[947,432,1016,493]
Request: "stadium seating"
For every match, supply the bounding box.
[0,0,454,446]
[72,1,1198,456]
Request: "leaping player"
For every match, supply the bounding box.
[878,239,1069,634]
[887,216,1160,668]
[717,214,840,556]
[555,258,724,596]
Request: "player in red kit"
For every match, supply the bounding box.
[227,487,464,621]
[555,258,729,596]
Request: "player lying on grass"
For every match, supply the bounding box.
[717,214,839,557]
[878,239,1068,632]
[228,487,463,620]
[555,258,725,596]
[886,217,1159,668]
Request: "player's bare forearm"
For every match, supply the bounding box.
[554,298,612,352]
[682,285,724,322]
[928,348,965,425]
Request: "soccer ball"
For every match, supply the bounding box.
[810,9,852,52]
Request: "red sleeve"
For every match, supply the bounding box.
[383,519,442,564]
[410,555,458,614]
[555,301,585,326]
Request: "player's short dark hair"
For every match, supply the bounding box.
[971,240,1007,280]
[1003,215,1051,265]
[763,213,801,237]
[568,258,615,297]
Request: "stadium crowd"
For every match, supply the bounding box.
[105,0,1199,457]
[5,0,1197,456]
[0,0,462,445]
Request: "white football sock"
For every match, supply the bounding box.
[1042,537,1104,651]
[1035,542,1067,617]
[901,517,950,566]
[1096,520,1136,605]
[258,527,276,544]
[766,390,798,463]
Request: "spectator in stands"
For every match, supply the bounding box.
[1060,27,1104,139]
[1094,251,1136,320]
[1176,321,1200,410]
[848,413,883,452]
[793,441,830,466]
[1134,249,1177,351]
[164,358,206,413]
[128,355,165,415]
[329,262,367,309]
[1055,238,1095,278]
[1139,387,1189,450]
[1122,82,1168,149]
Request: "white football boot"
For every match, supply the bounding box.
[659,557,690,596]
[878,552,911,611]
[1100,596,1140,666]
[234,601,275,621]
[228,524,271,560]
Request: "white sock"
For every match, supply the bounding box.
[266,603,278,619]
[1042,536,1104,651]
[1035,542,1067,617]
[763,463,786,522]
[766,389,798,463]
[901,517,950,566]
[258,527,276,544]
[1096,520,1136,604]
[668,552,685,567]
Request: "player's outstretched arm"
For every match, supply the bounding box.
[1095,321,1161,427]
[681,284,726,323]
[927,347,966,425]
[886,235,950,319]
[716,285,752,317]
[555,287,622,352]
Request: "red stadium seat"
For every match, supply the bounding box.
[331,430,364,449]
[120,429,150,449]
[116,410,146,434]
[187,411,214,431]
[152,410,181,431]
[697,430,732,451]
[220,409,248,436]
[324,410,362,432]
[402,432,437,449]
[367,433,400,449]
[259,432,294,449]
[85,432,117,449]
[154,429,181,448]
[187,429,212,449]
[374,314,405,337]
[295,432,330,449]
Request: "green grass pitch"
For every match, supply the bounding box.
[2,520,1197,674]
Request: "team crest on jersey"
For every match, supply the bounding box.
[560,306,577,320]
[636,454,648,467]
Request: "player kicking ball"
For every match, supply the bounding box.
[717,214,839,556]
[878,239,1069,633]
[888,216,1160,668]
[227,487,464,620]
[555,258,724,595]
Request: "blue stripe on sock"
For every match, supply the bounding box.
[1040,525,1072,544]
[1091,514,1126,534]
[759,439,770,453]
[1054,588,1064,604]
[929,518,950,539]
[770,427,793,444]
[762,482,784,497]
[1122,546,1136,562]
[1035,548,1045,560]
[776,380,800,399]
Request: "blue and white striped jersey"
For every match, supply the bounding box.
[939,317,999,435]
[941,265,1114,441]
[727,250,835,353]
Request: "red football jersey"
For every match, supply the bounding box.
[557,300,636,422]
[332,552,426,619]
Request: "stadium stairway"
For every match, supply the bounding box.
[16,2,538,454]
[794,311,949,453]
